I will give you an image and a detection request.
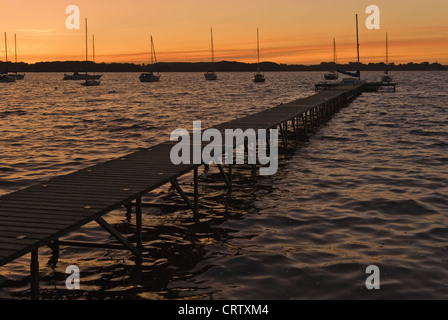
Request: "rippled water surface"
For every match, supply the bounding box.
[0,72,447,299]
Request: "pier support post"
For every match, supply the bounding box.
[170,178,199,221]
[279,122,288,149]
[308,110,314,130]
[48,239,60,268]
[135,197,143,257]
[94,217,142,262]
[301,115,307,138]
[228,165,233,189]
[292,118,298,141]
[193,167,199,211]
[125,202,132,221]
[217,164,232,191]
[30,249,39,300]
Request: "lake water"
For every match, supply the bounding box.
[0,71,447,299]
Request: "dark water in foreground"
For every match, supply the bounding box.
[0,72,447,299]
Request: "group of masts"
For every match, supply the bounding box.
[0,33,25,83]
[204,27,265,82]
[3,15,395,86]
[3,24,268,86]
[323,14,394,84]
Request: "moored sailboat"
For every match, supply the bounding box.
[82,32,101,87]
[336,14,368,86]
[1,32,16,83]
[253,28,265,83]
[204,28,217,80]
[8,34,25,80]
[324,38,338,80]
[140,36,160,82]
[381,32,393,83]
[65,19,102,82]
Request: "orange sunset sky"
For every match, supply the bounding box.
[1,0,447,65]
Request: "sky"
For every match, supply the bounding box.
[0,0,447,64]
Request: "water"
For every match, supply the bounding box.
[0,72,447,299]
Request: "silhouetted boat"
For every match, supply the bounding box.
[316,14,378,91]
[140,36,160,83]
[204,72,217,81]
[0,74,16,83]
[382,32,393,83]
[324,39,338,80]
[64,72,102,81]
[81,79,101,86]
[335,14,368,86]
[253,28,265,83]
[8,73,24,80]
[65,19,102,82]
[8,34,25,80]
[82,31,101,87]
[1,33,16,83]
[204,28,217,81]
[324,72,338,80]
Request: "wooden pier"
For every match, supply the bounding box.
[315,81,397,92]
[0,84,364,299]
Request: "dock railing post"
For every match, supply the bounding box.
[135,197,143,258]
[228,165,233,189]
[30,249,39,300]
[194,167,199,217]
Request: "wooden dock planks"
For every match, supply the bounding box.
[0,85,363,270]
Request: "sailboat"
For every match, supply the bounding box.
[82,32,101,86]
[64,19,102,81]
[381,32,393,83]
[140,36,160,82]
[253,28,265,83]
[0,32,16,83]
[324,38,338,80]
[204,28,218,80]
[9,34,25,80]
[337,14,366,86]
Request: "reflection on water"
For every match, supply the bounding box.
[1,72,448,299]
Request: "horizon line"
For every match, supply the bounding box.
[2,60,447,67]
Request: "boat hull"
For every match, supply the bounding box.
[253,73,265,82]
[0,75,16,83]
[204,72,217,81]
[8,73,25,80]
[324,73,338,80]
[139,73,160,82]
[381,75,393,83]
[64,74,103,80]
[81,80,101,86]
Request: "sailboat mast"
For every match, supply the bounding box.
[92,34,96,76]
[356,14,360,64]
[211,28,215,72]
[150,36,153,66]
[386,32,389,68]
[85,19,88,76]
[333,38,336,64]
[5,33,8,72]
[257,28,260,73]
[355,14,360,79]
[153,37,157,64]
[14,34,17,65]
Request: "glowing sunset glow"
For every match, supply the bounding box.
[1,0,447,64]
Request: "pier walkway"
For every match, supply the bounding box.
[0,84,364,299]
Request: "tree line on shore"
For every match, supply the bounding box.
[1,60,446,73]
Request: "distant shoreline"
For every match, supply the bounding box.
[1,60,446,72]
